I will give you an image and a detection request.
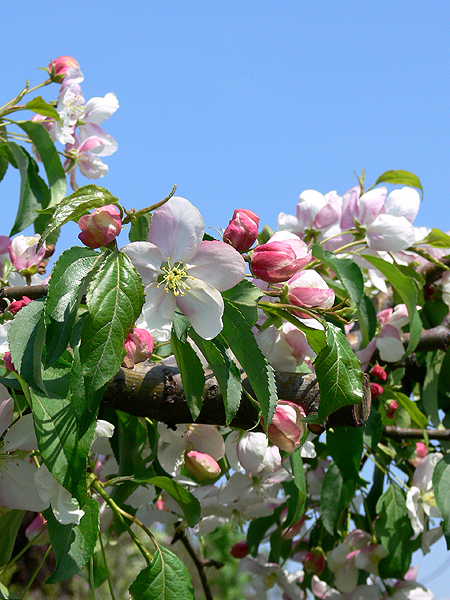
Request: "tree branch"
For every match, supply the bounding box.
[383,426,450,440]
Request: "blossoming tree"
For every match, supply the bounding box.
[0,57,450,599]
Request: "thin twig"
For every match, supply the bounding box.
[383,426,450,440]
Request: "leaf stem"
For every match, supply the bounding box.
[19,544,51,600]
[99,533,117,600]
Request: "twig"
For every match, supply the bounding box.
[383,426,450,440]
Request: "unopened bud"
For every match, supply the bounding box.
[122,328,154,368]
[386,399,399,419]
[223,209,259,253]
[302,549,325,576]
[230,541,249,558]
[370,365,387,382]
[78,205,122,249]
[185,450,221,480]
[267,400,307,453]
[370,382,384,401]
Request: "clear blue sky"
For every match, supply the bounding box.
[2,1,450,596]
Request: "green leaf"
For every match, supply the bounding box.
[188,331,242,425]
[7,142,49,235]
[422,350,443,427]
[0,510,25,566]
[361,254,422,356]
[171,314,205,421]
[8,297,46,392]
[129,545,194,600]
[321,463,356,534]
[0,152,8,184]
[37,184,119,249]
[45,498,99,584]
[433,454,450,549]
[375,483,414,578]
[129,212,152,242]
[327,427,363,482]
[18,120,66,209]
[139,476,201,527]
[282,449,307,529]
[389,391,427,429]
[30,389,96,504]
[421,228,450,248]
[75,250,144,433]
[221,299,278,426]
[44,247,102,368]
[0,582,19,599]
[374,170,423,198]
[314,323,364,422]
[246,507,284,555]
[222,279,264,327]
[362,407,383,449]
[24,96,60,119]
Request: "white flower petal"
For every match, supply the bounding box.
[120,242,163,285]
[367,214,416,251]
[83,92,119,125]
[385,187,420,223]
[188,241,246,291]
[176,278,224,339]
[0,393,13,437]
[3,413,38,452]
[0,459,48,512]
[142,283,177,338]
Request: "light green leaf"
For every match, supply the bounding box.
[8,297,46,392]
[18,120,66,208]
[222,279,264,327]
[139,476,201,527]
[24,96,60,119]
[37,184,119,249]
[44,247,102,368]
[375,483,414,578]
[45,498,99,584]
[129,545,194,600]
[421,228,450,248]
[374,170,423,198]
[129,212,152,242]
[389,391,427,429]
[314,323,364,422]
[433,454,450,549]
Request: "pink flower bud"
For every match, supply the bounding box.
[230,541,249,558]
[303,549,326,576]
[78,205,122,249]
[370,382,383,401]
[416,442,427,460]
[286,270,335,311]
[223,209,259,252]
[3,351,16,373]
[267,400,307,453]
[25,513,49,546]
[48,56,80,77]
[370,364,387,381]
[122,328,154,368]
[9,235,46,275]
[251,234,311,283]
[386,399,398,419]
[184,450,221,480]
[8,296,32,316]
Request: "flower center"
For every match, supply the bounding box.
[158,259,194,296]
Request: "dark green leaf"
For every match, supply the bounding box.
[375,484,414,578]
[282,449,306,529]
[221,300,277,426]
[129,545,194,600]
[37,184,119,249]
[24,96,60,119]
[362,407,383,449]
[18,120,66,208]
[139,476,201,527]
[45,498,99,584]
[246,507,284,556]
[321,463,356,534]
[188,331,242,425]
[0,153,8,183]
[374,170,423,198]
[314,323,364,422]
[45,247,102,367]
[361,254,422,356]
[30,389,96,504]
[433,454,450,549]
[0,510,25,566]
[8,297,46,392]
[222,279,264,327]
[129,212,152,242]
[327,427,363,482]
[422,350,443,427]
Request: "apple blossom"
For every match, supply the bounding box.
[266,400,307,453]
[386,399,399,419]
[185,450,221,480]
[49,56,80,77]
[250,231,311,283]
[78,204,122,248]
[254,321,313,372]
[238,554,305,600]
[8,296,32,315]
[286,269,335,312]
[370,382,384,401]
[122,196,246,340]
[406,452,443,539]
[9,234,46,275]
[223,208,260,252]
[34,465,85,525]
[122,328,154,368]
[302,549,326,576]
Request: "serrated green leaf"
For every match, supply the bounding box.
[222,279,264,327]
[321,463,356,534]
[361,254,422,356]
[421,228,450,248]
[374,170,423,198]
[8,297,46,392]
[171,319,205,421]
[45,247,102,367]
[24,96,60,120]
[129,545,194,600]
[18,120,66,208]
[139,476,201,527]
[0,510,25,566]
[188,330,242,425]
[8,142,49,235]
[45,498,99,584]
[37,184,119,248]
[221,299,277,426]
[375,484,414,578]
[30,389,95,504]
[314,323,364,421]
[75,251,144,433]
[433,454,450,549]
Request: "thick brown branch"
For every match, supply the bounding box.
[402,314,450,353]
[383,426,450,440]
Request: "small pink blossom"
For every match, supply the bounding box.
[78,204,122,248]
[230,541,249,558]
[185,450,221,480]
[302,549,325,576]
[3,351,16,373]
[8,296,32,316]
[267,400,307,453]
[370,383,384,401]
[49,56,80,77]
[223,209,259,252]
[251,232,311,283]
[9,235,46,274]
[370,365,387,381]
[25,514,49,546]
[286,270,335,312]
[122,328,154,368]
[386,399,399,419]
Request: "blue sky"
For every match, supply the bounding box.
[2,1,450,595]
